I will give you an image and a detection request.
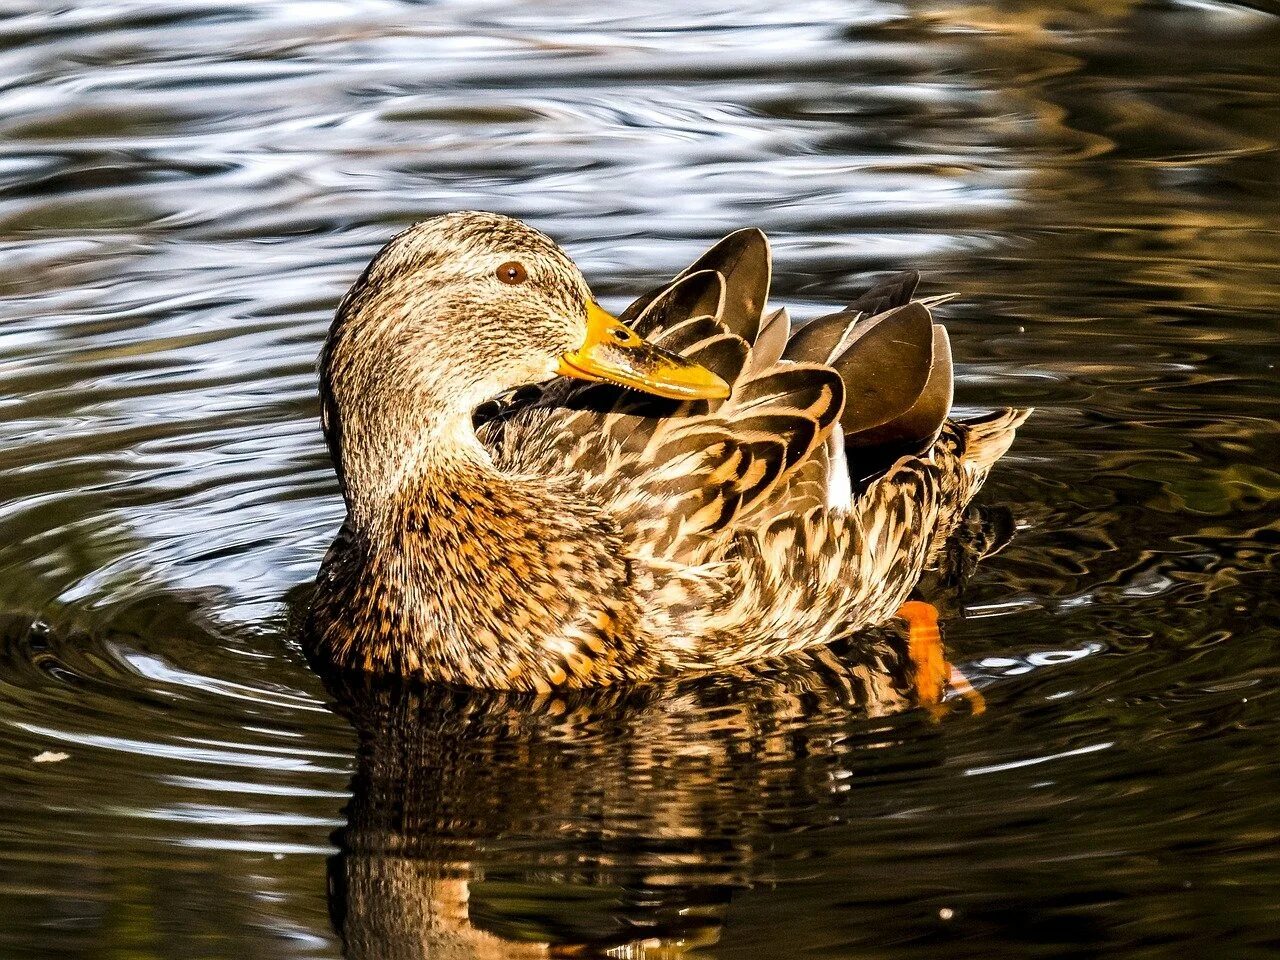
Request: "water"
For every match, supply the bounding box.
[1,1,1278,956]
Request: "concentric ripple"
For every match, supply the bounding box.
[1,1,1278,957]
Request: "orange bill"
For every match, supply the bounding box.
[558,301,730,401]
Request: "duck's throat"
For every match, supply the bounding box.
[335,399,490,519]
[310,453,656,689]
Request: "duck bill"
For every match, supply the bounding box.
[557,301,730,401]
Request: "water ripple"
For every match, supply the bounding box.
[1,0,1278,956]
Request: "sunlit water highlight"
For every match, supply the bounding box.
[1,1,1278,957]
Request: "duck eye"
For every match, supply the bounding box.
[496,261,527,285]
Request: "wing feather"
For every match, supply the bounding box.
[478,232,1022,591]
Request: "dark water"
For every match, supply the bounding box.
[2,1,1279,957]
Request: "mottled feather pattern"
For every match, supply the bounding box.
[475,252,1027,677]
[310,475,664,690]
[921,408,1032,563]
[311,213,1030,688]
[484,338,844,562]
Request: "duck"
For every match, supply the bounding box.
[306,210,1030,692]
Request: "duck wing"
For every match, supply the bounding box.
[478,233,1026,581]
[481,231,844,563]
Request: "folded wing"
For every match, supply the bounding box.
[479,230,1025,583]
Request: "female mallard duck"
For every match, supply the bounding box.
[308,211,1029,691]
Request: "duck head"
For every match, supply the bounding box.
[320,211,728,510]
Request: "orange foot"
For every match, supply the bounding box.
[895,600,986,717]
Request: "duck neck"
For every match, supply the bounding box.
[358,407,525,550]
[314,400,654,687]
[337,389,494,528]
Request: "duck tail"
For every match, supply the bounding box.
[920,407,1031,566]
[956,407,1033,485]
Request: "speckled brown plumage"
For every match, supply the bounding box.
[306,211,1030,690]
[310,472,656,689]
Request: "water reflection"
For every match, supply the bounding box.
[319,512,1017,958]
[325,642,922,958]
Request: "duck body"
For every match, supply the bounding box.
[307,212,1029,691]
[310,468,653,686]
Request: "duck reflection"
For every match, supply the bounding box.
[311,490,1011,958]
[318,506,1010,958]
[319,601,994,959]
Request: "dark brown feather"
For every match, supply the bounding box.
[845,322,954,454]
[827,303,934,438]
[844,270,919,316]
[623,230,770,343]
[627,269,724,337]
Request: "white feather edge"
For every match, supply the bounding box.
[825,422,852,508]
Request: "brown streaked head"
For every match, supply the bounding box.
[320,212,727,504]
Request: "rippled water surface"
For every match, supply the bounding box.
[2,1,1279,957]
